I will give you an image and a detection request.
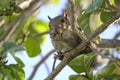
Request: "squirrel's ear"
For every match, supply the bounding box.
[63,9,68,18]
[48,16,52,20]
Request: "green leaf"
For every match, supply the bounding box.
[0,67,14,80]
[8,64,25,80]
[0,71,4,80]
[100,12,117,22]
[0,0,10,9]
[77,13,91,36]
[69,53,96,74]
[49,0,60,4]
[35,20,49,33]
[14,57,25,68]
[89,13,102,31]
[25,36,41,57]
[75,0,81,7]
[100,74,120,80]
[95,62,116,78]
[34,20,49,45]
[69,75,88,80]
[84,0,103,13]
[24,20,48,57]
[2,41,25,53]
[111,0,115,5]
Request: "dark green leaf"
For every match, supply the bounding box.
[2,41,25,53]
[8,64,25,80]
[100,74,120,80]
[25,36,41,57]
[0,67,14,80]
[100,12,116,22]
[14,57,25,68]
[77,13,91,36]
[69,53,96,74]
[75,0,81,7]
[95,62,115,78]
[69,75,88,80]
[84,0,103,13]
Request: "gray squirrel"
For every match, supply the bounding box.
[48,10,92,60]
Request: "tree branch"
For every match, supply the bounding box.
[88,13,120,40]
[0,0,47,46]
[97,39,120,48]
[28,49,56,80]
[31,31,50,37]
[45,41,88,80]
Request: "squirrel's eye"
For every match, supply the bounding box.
[60,18,65,23]
[49,24,51,28]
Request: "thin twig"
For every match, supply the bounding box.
[28,49,56,80]
[31,31,50,37]
[97,39,120,48]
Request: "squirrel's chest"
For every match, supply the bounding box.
[51,29,80,53]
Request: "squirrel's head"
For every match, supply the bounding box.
[48,9,70,38]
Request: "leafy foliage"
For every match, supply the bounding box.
[0,0,120,79]
[0,41,25,80]
[71,0,120,80]
[69,53,96,73]
[2,41,25,53]
[25,20,49,57]
[77,13,91,36]
[0,0,22,16]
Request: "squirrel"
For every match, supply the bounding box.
[48,10,92,60]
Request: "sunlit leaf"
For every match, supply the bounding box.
[35,20,49,32]
[25,36,41,57]
[49,0,60,4]
[111,0,115,5]
[69,53,96,73]
[100,12,117,22]
[89,13,102,31]
[77,13,91,36]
